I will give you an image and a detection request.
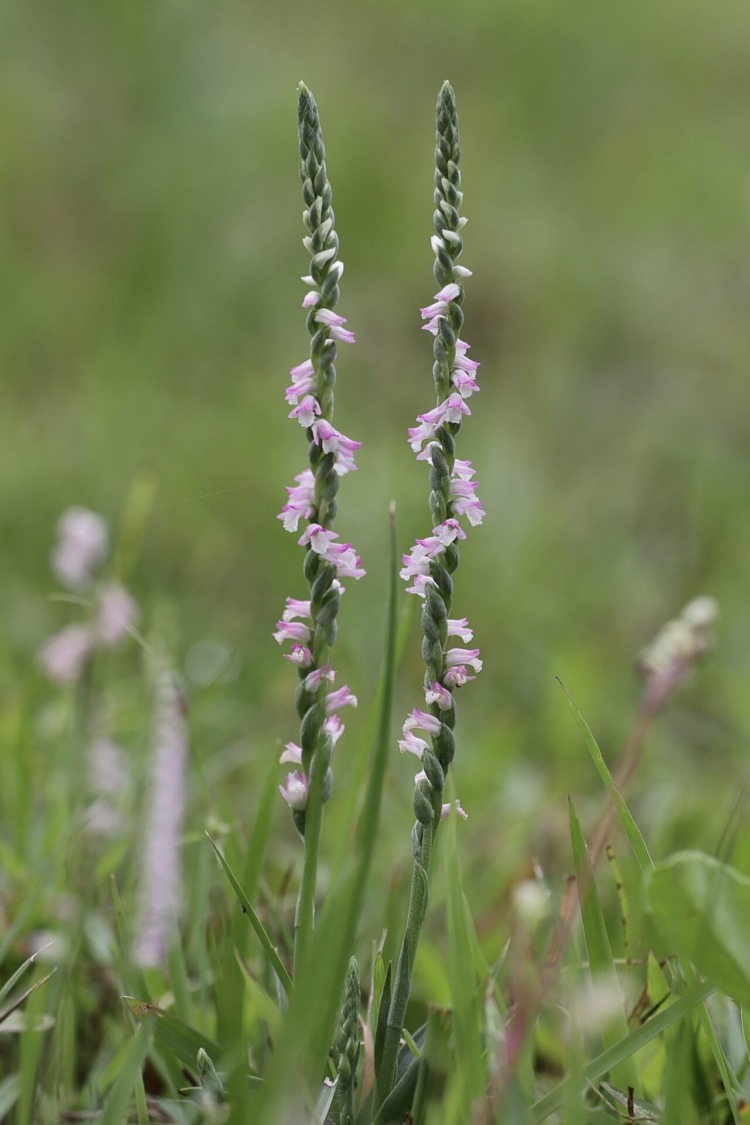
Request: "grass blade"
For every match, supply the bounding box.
[568,799,634,1092]
[206,832,292,996]
[531,980,715,1121]
[558,679,652,871]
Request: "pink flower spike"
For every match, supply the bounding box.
[315,308,347,328]
[284,644,313,668]
[282,598,312,622]
[325,685,358,714]
[93,582,139,647]
[288,395,322,428]
[447,618,474,643]
[280,742,302,765]
[52,506,109,589]
[398,731,430,758]
[425,682,453,710]
[403,709,442,736]
[441,799,468,821]
[38,624,92,685]
[302,290,320,308]
[303,665,336,692]
[279,770,309,811]
[273,620,312,645]
[445,647,483,673]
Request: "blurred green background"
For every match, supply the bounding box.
[3,0,750,946]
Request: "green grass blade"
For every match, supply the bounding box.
[530,980,715,1121]
[444,808,485,1110]
[568,799,634,1092]
[124,998,222,1073]
[206,832,292,996]
[558,679,652,871]
[98,1017,155,1125]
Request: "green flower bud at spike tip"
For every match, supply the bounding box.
[196,1048,228,1104]
[333,956,361,1116]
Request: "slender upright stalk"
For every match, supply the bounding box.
[375,81,484,1111]
[273,84,364,976]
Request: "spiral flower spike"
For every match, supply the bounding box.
[375,81,483,1110]
[274,85,364,973]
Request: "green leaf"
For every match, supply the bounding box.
[374,961,392,1075]
[558,679,652,871]
[644,851,750,1009]
[0,1075,20,1119]
[124,998,222,1074]
[206,832,293,996]
[98,1018,154,1125]
[568,799,634,1091]
[531,979,714,1121]
[374,1056,422,1125]
[444,807,485,1108]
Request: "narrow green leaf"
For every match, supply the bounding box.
[98,1017,154,1125]
[0,955,56,1019]
[558,679,652,871]
[444,809,484,1107]
[0,1074,20,1119]
[206,832,293,996]
[530,980,715,1121]
[374,962,393,1075]
[124,998,222,1074]
[568,799,634,1091]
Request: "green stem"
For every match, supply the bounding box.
[375,815,438,1114]
[293,742,328,975]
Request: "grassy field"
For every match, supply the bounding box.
[2,0,750,1120]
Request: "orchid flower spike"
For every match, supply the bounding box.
[273,84,365,836]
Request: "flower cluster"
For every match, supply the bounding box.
[38,507,139,685]
[400,81,484,827]
[274,84,364,830]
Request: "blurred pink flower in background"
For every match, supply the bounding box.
[51,507,109,590]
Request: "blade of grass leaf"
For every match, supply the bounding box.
[558,679,652,871]
[445,807,485,1110]
[124,998,222,1073]
[568,799,635,1093]
[98,1017,155,1125]
[206,832,292,996]
[530,979,715,1121]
